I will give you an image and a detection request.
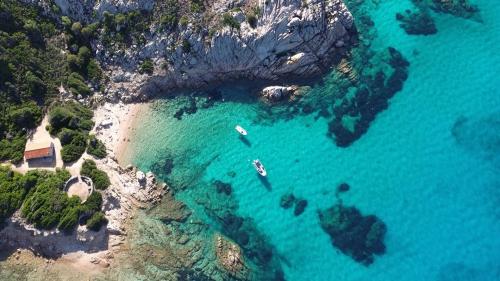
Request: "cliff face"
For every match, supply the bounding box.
[49,0,354,101]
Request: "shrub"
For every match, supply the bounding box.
[182,39,191,53]
[160,14,176,27]
[0,137,27,163]
[61,132,87,163]
[61,16,72,29]
[77,46,91,65]
[20,169,78,230]
[139,59,154,75]
[66,53,81,70]
[57,199,80,233]
[190,0,204,13]
[0,167,28,221]
[57,128,78,145]
[81,160,110,190]
[86,59,102,81]
[67,72,92,97]
[87,135,107,159]
[86,211,107,231]
[70,22,82,35]
[247,13,257,28]
[179,16,189,27]
[222,13,240,30]
[9,102,42,130]
[82,191,102,213]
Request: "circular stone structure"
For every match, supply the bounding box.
[64,176,94,203]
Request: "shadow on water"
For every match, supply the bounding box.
[239,135,251,147]
[258,175,272,191]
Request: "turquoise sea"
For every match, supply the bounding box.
[124,0,500,280]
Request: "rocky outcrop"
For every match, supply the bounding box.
[215,234,247,279]
[38,0,355,102]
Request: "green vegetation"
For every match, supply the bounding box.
[87,135,107,159]
[48,101,94,163]
[81,159,110,190]
[20,169,74,230]
[190,0,204,13]
[0,166,105,232]
[0,1,103,163]
[159,0,179,30]
[0,167,30,222]
[0,0,65,163]
[102,10,149,45]
[67,72,92,97]
[179,15,189,27]
[86,211,107,231]
[222,13,240,30]
[139,59,154,75]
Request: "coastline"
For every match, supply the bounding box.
[0,101,164,279]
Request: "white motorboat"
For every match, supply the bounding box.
[235,125,248,136]
[252,159,267,177]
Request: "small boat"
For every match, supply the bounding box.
[252,159,267,177]
[235,125,247,136]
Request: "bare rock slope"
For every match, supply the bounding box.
[51,0,354,101]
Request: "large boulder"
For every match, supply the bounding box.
[261,85,303,103]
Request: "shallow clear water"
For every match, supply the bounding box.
[126,0,500,280]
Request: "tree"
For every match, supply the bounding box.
[81,160,110,190]
[70,22,82,35]
[87,135,107,158]
[86,211,107,231]
[139,59,154,75]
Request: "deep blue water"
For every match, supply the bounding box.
[126,0,500,280]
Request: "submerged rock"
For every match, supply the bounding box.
[318,203,387,265]
[337,183,350,193]
[412,0,480,21]
[279,193,296,209]
[293,199,308,216]
[396,9,437,35]
[327,47,410,147]
[213,180,232,196]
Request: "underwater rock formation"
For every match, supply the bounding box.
[213,180,232,196]
[396,9,437,35]
[451,113,500,168]
[280,193,296,209]
[150,157,174,178]
[195,181,285,280]
[146,190,191,223]
[294,199,308,216]
[318,203,387,265]
[279,192,308,216]
[215,234,247,279]
[337,183,350,193]
[411,0,480,21]
[327,47,410,147]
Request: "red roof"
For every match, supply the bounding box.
[24,147,53,160]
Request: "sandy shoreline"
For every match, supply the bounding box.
[114,103,148,165]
